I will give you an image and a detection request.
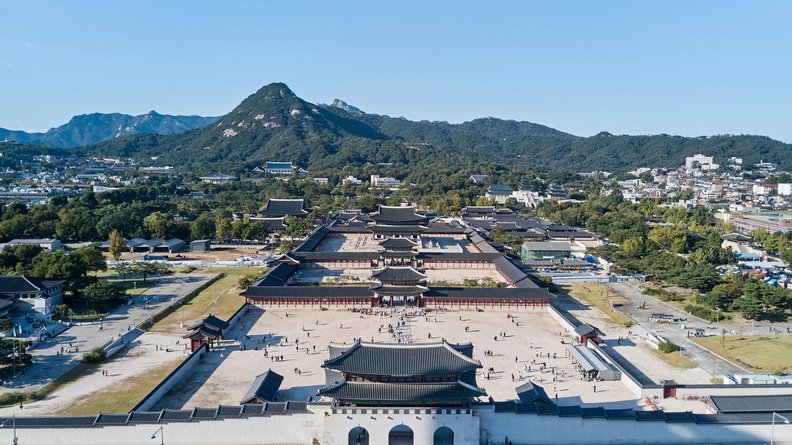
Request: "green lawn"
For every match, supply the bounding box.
[561,283,634,328]
[149,267,263,334]
[694,335,792,373]
[651,348,697,369]
[110,279,152,295]
[57,358,182,415]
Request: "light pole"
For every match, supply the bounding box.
[151,425,164,445]
[1,415,18,445]
[771,412,790,445]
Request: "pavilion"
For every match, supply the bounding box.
[319,341,487,407]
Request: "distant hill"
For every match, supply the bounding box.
[80,82,792,173]
[0,111,218,148]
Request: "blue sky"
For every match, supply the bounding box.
[1,1,791,142]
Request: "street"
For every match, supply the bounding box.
[607,282,754,376]
[1,273,215,392]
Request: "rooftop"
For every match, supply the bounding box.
[322,341,481,377]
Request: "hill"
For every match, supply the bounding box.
[82,83,792,173]
[0,111,218,148]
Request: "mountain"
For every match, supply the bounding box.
[85,83,410,170]
[329,99,363,114]
[0,111,218,148]
[82,82,792,173]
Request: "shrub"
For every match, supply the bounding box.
[659,341,680,353]
[238,273,259,289]
[81,347,106,363]
[0,392,26,406]
[683,304,724,322]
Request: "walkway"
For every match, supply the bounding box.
[2,273,215,392]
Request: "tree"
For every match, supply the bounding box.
[215,216,231,242]
[238,273,259,289]
[231,220,247,241]
[191,213,215,240]
[130,262,170,282]
[0,317,12,333]
[114,262,130,281]
[243,221,271,242]
[283,216,314,239]
[81,280,126,309]
[73,246,107,274]
[143,212,171,238]
[109,229,127,260]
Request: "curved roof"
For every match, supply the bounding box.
[371,266,426,282]
[322,341,481,377]
[369,206,427,225]
[318,380,485,402]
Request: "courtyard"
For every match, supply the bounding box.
[154,306,711,413]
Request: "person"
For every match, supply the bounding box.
[593,385,597,393]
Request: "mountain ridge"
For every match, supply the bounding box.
[16,82,792,173]
[0,111,219,148]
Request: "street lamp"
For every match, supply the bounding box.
[1,415,18,444]
[151,425,164,445]
[771,412,790,445]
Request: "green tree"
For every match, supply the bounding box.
[215,216,231,242]
[143,212,171,238]
[108,229,127,261]
[191,213,215,240]
[73,246,107,274]
[0,317,12,332]
[243,221,271,242]
[130,262,171,282]
[283,216,315,239]
[81,280,126,309]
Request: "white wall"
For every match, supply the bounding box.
[133,345,207,411]
[8,406,792,445]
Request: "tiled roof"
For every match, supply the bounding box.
[261,199,308,217]
[322,341,481,377]
[93,413,130,425]
[424,287,552,300]
[370,224,427,234]
[265,162,294,169]
[0,275,63,293]
[368,284,429,296]
[128,411,161,423]
[379,238,418,249]
[216,405,242,417]
[710,394,792,413]
[241,286,373,298]
[319,380,486,402]
[159,410,193,422]
[371,266,426,282]
[515,381,552,405]
[239,370,284,404]
[369,206,427,224]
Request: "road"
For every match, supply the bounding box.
[607,282,746,376]
[2,273,215,392]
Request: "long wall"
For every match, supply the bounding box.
[130,344,208,412]
[6,406,792,445]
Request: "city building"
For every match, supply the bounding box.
[370,175,401,189]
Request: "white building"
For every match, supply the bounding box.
[778,183,792,196]
[685,154,718,172]
[370,175,401,188]
[342,175,363,185]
